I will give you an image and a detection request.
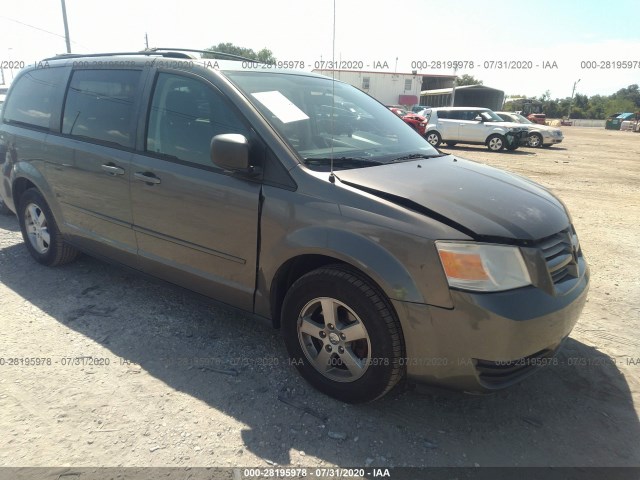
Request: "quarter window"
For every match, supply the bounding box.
[3,67,66,129]
[146,73,247,167]
[62,69,141,148]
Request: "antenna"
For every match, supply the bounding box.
[329,0,336,183]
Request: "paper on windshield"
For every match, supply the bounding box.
[251,91,309,124]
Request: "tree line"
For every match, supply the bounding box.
[505,84,640,119]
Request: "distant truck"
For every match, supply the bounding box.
[508,98,546,124]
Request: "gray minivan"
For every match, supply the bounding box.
[0,50,589,402]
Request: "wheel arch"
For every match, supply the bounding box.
[264,228,425,328]
[11,162,59,219]
[12,177,38,211]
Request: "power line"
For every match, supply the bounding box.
[0,14,67,40]
[0,14,87,50]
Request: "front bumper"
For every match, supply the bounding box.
[506,130,529,146]
[543,136,564,145]
[393,262,589,392]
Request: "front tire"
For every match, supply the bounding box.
[282,265,405,403]
[486,134,505,151]
[528,132,543,148]
[17,189,79,266]
[425,131,442,148]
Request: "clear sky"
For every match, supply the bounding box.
[1,0,639,98]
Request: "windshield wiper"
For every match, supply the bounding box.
[303,156,385,167]
[391,153,446,162]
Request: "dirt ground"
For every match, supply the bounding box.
[0,127,639,471]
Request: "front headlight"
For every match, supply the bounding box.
[436,242,532,292]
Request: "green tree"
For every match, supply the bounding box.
[203,43,276,63]
[605,98,637,116]
[612,84,640,108]
[456,74,483,86]
[586,95,607,119]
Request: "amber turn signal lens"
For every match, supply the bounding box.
[438,251,489,281]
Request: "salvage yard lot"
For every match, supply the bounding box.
[0,127,639,468]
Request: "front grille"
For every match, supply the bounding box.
[475,347,557,388]
[538,229,579,285]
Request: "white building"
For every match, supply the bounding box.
[312,69,424,107]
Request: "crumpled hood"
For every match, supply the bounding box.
[336,155,570,241]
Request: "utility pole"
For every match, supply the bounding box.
[450,66,458,106]
[567,78,581,120]
[60,0,71,53]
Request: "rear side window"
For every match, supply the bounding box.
[62,69,141,148]
[146,73,247,167]
[3,67,66,129]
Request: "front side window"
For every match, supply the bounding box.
[62,69,141,148]
[3,67,66,129]
[146,73,247,167]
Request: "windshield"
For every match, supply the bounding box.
[225,72,440,171]
[503,113,532,124]
[480,110,505,122]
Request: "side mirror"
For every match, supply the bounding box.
[210,134,249,171]
[474,115,483,122]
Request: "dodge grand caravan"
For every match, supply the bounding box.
[0,50,589,403]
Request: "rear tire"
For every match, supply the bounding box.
[425,131,442,148]
[17,189,79,266]
[282,265,405,403]
[486,134,505,151]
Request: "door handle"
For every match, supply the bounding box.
[101,164,125,176]
[134,172,161,185]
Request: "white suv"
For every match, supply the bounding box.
[424,107,529,152]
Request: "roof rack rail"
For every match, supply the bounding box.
[42,48,257,63]
[149,48,257,63]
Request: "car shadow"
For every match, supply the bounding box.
[1,213,639,467]
[0,212,20,232]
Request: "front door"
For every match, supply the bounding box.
[130,71,261,311]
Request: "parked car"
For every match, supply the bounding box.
[605,112,636,130]
[412,107,432,118]
[424,107,530,151]
[411,105,431,113]
[527,113,547,125]
[495,111,564,147]
[0,52,589,403]
[387,107,428,135]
